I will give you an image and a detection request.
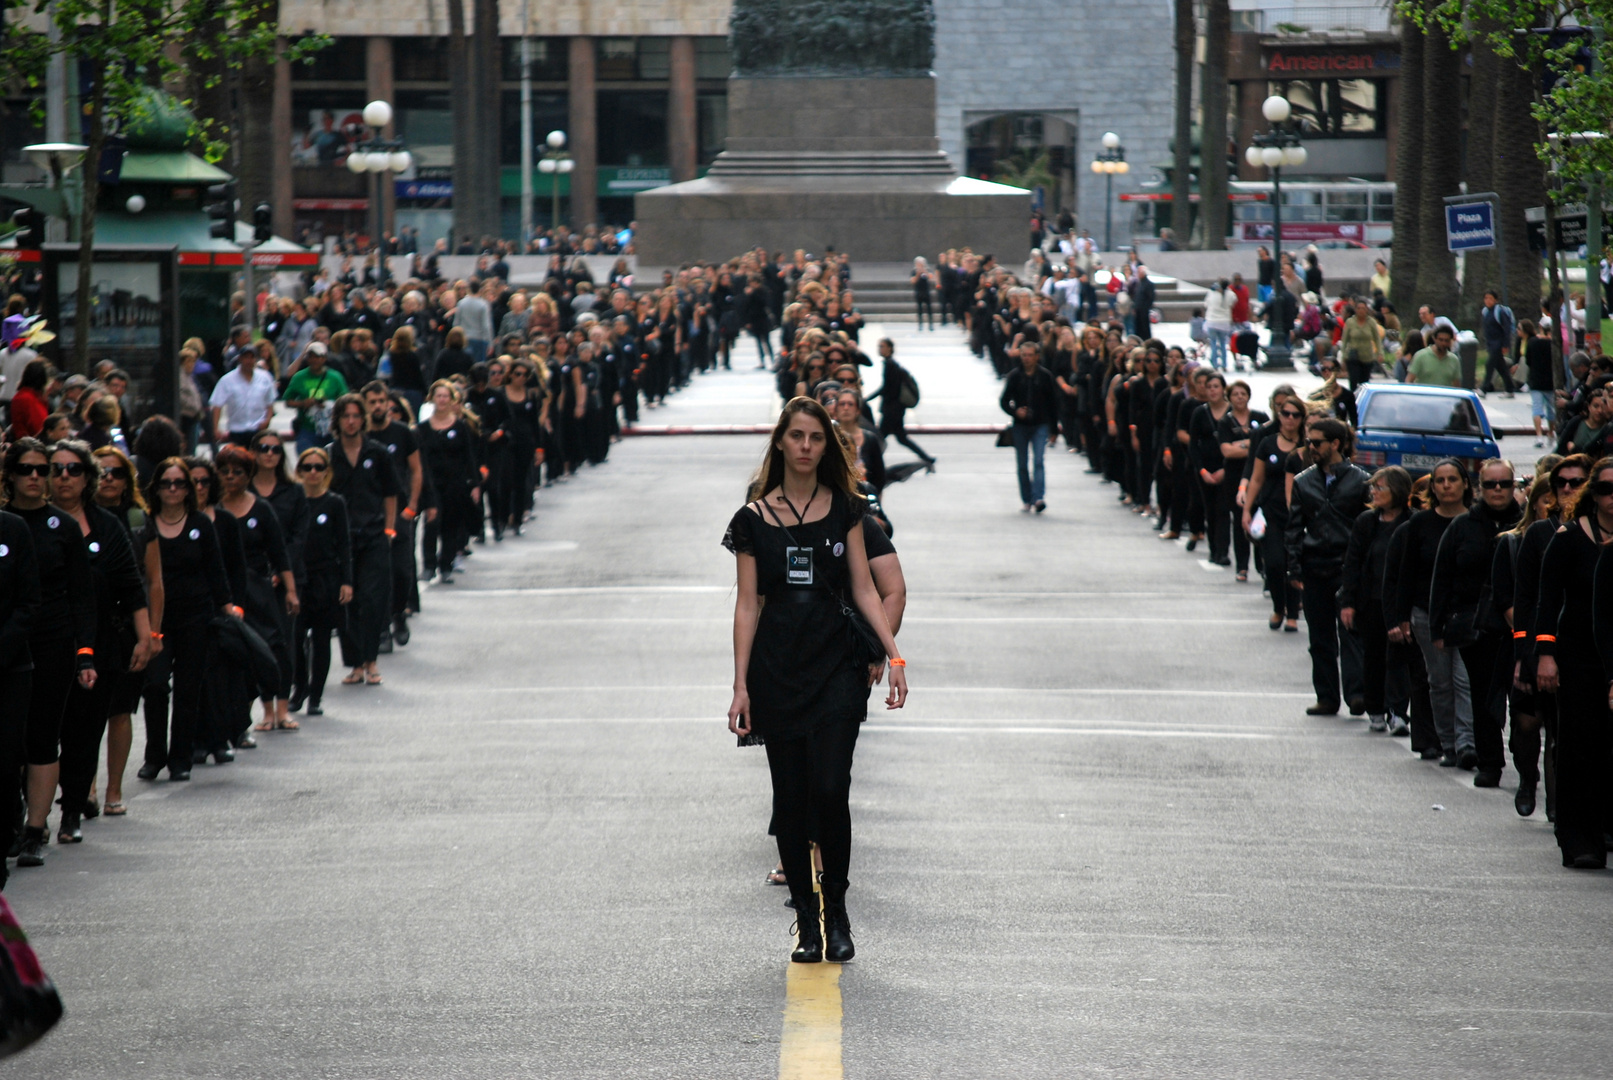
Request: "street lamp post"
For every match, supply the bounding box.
[536,130,574,235]
[1245,95,1307,370]
[346,100,412,252]
[1090,132,1128,252]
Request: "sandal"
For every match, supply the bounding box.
[1269,614,1283,631]
[252,720,275,732]
[103,801,127,817]
[1237,571,1249,583]
[365,672,383,686]
[275,717,300,731]
[341,671,364,685]
[766,866,788,886]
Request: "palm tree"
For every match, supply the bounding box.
[1171,0,1195,246]
[1494,48,1545,325]
[1390,6,1423,318]
[1414,16,1460,319]
[992,150,1056,195]
[1198,0,1231,250]
[1457,20,1500,330]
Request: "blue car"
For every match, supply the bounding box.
[1352,384,1500,477]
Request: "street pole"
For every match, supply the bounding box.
[1588,18,1604,355]
[1105,171,1113,252]
[519,0,534,249]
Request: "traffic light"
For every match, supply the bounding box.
[9,207,44,249]
[205,182,237,240]
[252,202,273,244]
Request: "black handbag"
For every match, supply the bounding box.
[995,426,1015,447]
[836,591,887,668]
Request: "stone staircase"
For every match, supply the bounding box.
[843,263,1211,324]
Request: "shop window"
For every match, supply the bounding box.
[501,37,570,82]
[291,36,367,82]
[500,91,569,165]
[290,93,367,168]
[597,37,670,81]
[597,91,668,166]
[1266,79,1384,137]
[395,38,449,82]
[695,38,732,79]
[698,91,728,165]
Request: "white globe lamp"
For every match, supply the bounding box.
[363,100,394,129]
[1262,96,1291,124]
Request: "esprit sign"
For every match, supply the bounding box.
[1268,51,1397,74]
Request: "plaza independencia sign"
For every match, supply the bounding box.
[1445,201,1496,252]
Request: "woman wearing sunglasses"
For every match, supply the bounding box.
[1534,456,1613,868]
[91,446,160,818]
[2,438,96,868]
[1429,459,1523,789]
[51,440,157,845]
[216,445,300,733]
[1243,390,1305,630]
[499,359,545,536]
[138,459,232,784]
[291,448,351,716]
[1509,455,1590,820]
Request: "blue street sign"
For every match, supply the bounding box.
[1445,201,1496,252]
[396,180,452,199]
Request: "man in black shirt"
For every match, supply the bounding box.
[367,382,423,647]
[328,394,399,685]
[1000,341,1058,513]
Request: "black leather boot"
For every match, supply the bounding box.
[820,881,855,963]
[790,892,823,963]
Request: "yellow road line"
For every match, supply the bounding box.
[779,961,843,1079]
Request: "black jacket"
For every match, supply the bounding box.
[1000,365,1059,428]
[1285,461,1371,579]
[1428,498,1522,638]
[1339,509,1407,609]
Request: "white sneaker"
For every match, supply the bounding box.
[1021,503,1033,513]
[1535,438,1545,448]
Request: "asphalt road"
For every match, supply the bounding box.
[5,325,1611,1079]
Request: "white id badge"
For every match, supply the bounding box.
[786,546,815,586]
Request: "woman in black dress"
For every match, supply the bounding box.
[418,381,482,584]
[1536,457,1613,867]
[0,500,37,884]
[141,459,233,783]
[1243,393,1306,629]
[291,448,352,716]
[216,445,300,733]
[1215,380,1268,580]
[1189,372,1233,565]
[4,438,97,867]
[724,397,908,964]
[499,357,545,534]
[51,440,155,844]
[1339,467,1413,734]
[91,446,159,817]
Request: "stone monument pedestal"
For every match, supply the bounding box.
[633,76,1028,264]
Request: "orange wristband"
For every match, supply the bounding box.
[889,658,906,668]
[150,633,164,641]
[76,647,93,656]
[385,528,397,538]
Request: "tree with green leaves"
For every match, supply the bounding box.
[2,1,324,372]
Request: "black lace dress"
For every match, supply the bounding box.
[723,488,866,744]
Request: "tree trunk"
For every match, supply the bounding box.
[73,57,108,377]
[1457,22,1499,330]
[448,0,476,246]
[472,0,503,242]
[1390,9,1423,319]
[1198,0,1231,251]
[237,7,278,229]
[1414,18,1460,320]
[1494,50,1545,327]
[1170,0,1194,250]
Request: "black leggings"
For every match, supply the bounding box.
[339,533,392,668]
[59,638,125,813]
[764,717,861,891]
[423,491,471,577]
[915,294,935,328]
[25,636,76,766]
[1460,630,1512,776]
[1259,512,1299,618]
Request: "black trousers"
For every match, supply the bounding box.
[1553,653,1613,865]
[1355,599,1410,718]
[294,616,336,708]
[880,413,931,463]
[0,669,32,862]
[339,532,392,668]
[59,638,126,814]
[423,493,471,578]
[1300,570,1344,708]
[1406,634,1439,755]
[142,617,210,769]
[915,294,935,328]
[1203,479,1232,562]
[390,515,419,617]
[1459,630,1512,776]
[1260,512,1300,618]
[765,717,861,892]
[1510,687,1553,793]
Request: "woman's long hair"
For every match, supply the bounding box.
[747,397,861,504]
[93,446,148,514]
[1508,474,1555,536]
[143,455,198,516]
[1566,456,1613,520]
